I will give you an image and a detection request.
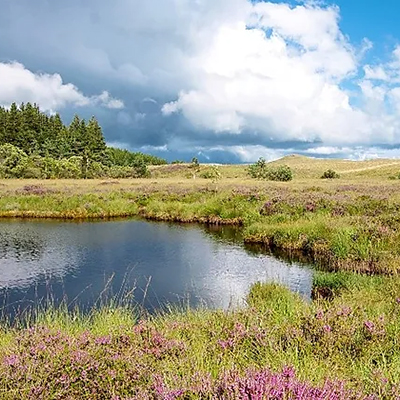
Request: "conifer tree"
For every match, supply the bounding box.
[86,116,107,162]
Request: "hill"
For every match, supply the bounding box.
[149,155,400,180]
[269,154,400,179]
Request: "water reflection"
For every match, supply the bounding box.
[0,219,313,316]
[0,227,45,261]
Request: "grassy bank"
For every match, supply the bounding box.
[0,275,399,399]
[1,169,400,273]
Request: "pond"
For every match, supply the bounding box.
[0,219,313,318]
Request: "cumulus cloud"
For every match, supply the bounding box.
[0,62,124,112]
[2,0,400,161]
[162,2,381,148]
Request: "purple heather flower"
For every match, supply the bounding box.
[316,310,324,320]
[218,338,235,350]
[4,354,19,367]
[281,366,295,379]
[323,325,332,333]
[95,335,111,345]
[364,321,375,333]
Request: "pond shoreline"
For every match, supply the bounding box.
[0,185,397,275]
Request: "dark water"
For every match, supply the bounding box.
[0,219,313,317]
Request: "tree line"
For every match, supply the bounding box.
[0,103,166,179]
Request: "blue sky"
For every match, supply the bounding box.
[1,0,400,162]
[337,0,399,44]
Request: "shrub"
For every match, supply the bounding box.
[0,144,149,179]
[247,157,267,179]
[132,157,150,178]
[22,167,43,179]
[0,144,31,178]
[267,165,293,181]
[190,157,200,178]
[86,161,107,179]
[200,166,221,182]
[55,159,82,179]
[107,165,132,179]
[321,169,340,179]
[248,158,293,182]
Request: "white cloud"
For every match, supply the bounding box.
[4,0,400,159]
[227,144,400,163]
[162,2,366,143]
[363,65,389,81]
[0,62,123,112]
[93,91,125,109]
[160,1,400,148]
[220,145,285,163]
[304,146,344,155]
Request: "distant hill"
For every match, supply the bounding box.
[269,154,400,179]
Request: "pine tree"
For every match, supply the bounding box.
[68,115,85,156]
[19,102,41,153]
[86,116,107,162]
[5,102,20,147]
[0,107,7,145]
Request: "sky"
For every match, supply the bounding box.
[2,0,400,163]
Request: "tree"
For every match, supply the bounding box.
[190,157,200,179]
[0,144,29,178]
[132,156,150,178]
[5,102,20,147]
[0,103,165,179]
[86,116,107,163]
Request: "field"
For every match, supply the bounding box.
[1,156,400,398]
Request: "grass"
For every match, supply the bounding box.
[2,156,400,397]
[0,277,400,398]
[2,162,400,273]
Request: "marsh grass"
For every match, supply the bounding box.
[1,277,400,398]
[2,174,400,273]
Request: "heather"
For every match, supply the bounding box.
[2,177,400,273]
[1,276,400,399]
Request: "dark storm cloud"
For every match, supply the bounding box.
[0,0,238,159]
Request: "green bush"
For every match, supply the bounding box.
[0,144,30,178]
[248,158,293,182]
[268,165,293,181]
[321,169,340,179]
[107,165,133,179]
[199,166,222,184]
[0,144,152,179]
[247,157,267,179]
[55,159,82,179]
[132,157,150,178]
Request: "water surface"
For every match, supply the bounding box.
[0,219,313,316]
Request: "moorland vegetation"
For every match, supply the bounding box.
[3,108,400,398]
